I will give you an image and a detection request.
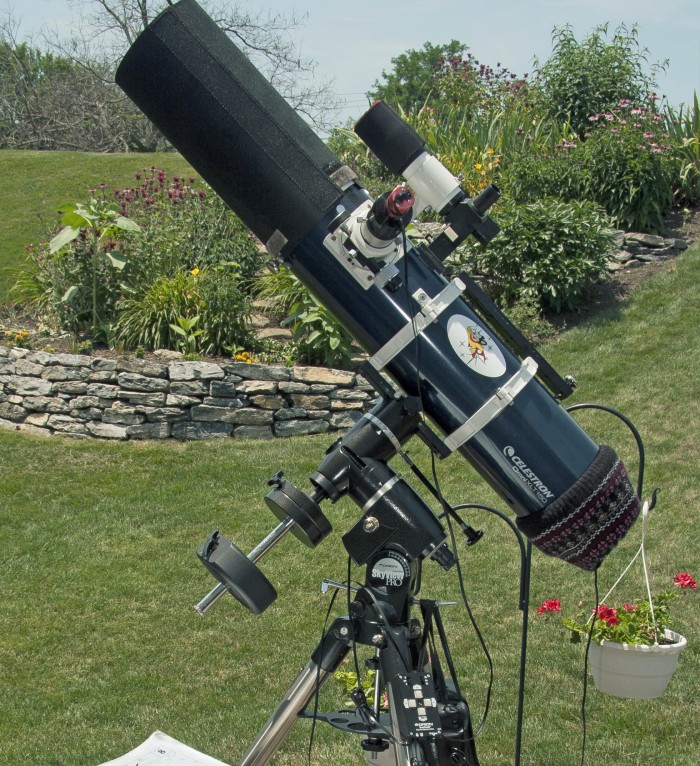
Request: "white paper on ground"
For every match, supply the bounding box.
[97,731,231,766]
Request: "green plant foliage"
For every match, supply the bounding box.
[48,198,140,340]
[664,92,700,206]
[502,295,556,344]
[197,264,253,356]
[15,169,261,353]
[115,271,200,350]
[169,315,203,355]
[254,266,355,367]
[563,589,681,647]
[455,198,615,312]
[503,101,678,232]
[534,23,666,138]
[368,40,469,112]
[368,40,530,118]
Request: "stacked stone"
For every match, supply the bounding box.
[608,231,689,270]
[0,347,379,440]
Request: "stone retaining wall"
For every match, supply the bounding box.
[0,346,379,440]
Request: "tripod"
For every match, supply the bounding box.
[237,549,479,766]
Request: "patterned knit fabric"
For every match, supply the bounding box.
[516,445,640,570]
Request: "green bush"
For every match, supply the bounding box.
[664,93,700,206]
[254,266,355,368]
[115,265,253,355]
[197,264,253,355]
[534,23,665,139]
[576,107,675,231]
[454,198,615,312]
[503,102,677,232]
[115,271,200,351]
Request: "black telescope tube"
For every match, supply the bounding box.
[115,0,640,571]
[115,0,344,254]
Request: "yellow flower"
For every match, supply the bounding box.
[486,147,495,155]
[474,163,483,171]
[190,267,200,276]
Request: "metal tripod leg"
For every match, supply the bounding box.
[237,619,351,766]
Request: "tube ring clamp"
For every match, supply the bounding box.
[369,277,466,371]
[443,357,538,452]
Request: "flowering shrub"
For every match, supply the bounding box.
[575,97,676,231]
[431,52,530,115]
[503,97,678,233]
[17,169,261,354]
[533,23,665,139]
[538,572,696,647]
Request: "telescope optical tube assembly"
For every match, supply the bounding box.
[116,0,639,570]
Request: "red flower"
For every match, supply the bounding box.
[673,572,697,590]
[537,599,561,614]
[595,605,619,626]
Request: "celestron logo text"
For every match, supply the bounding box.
[503,446,555,503]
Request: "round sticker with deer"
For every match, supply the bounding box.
[447,316,507,378]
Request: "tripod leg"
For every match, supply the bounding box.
[237,619,351,766]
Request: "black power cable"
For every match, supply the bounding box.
[565,403,651,766]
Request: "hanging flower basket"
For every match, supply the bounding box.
[589,628,687,699]
[539,500,696,701]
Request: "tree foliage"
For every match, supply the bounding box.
[369,41,469,112]
[368,40,530,117]
[0,27,164,151]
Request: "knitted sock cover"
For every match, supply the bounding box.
[516,445,640,571]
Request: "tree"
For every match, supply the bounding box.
[0,15,164,151]
[369,40,469,112]
[1,0,339,152]
[47,0,339,132]
[368,40,530,117]
[533,23,667,138]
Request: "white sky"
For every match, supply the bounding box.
[7,0,700,125]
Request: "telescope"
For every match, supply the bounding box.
[116,3,642,764]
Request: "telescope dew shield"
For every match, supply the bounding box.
[114,0,344,255]
[116,0,640,570]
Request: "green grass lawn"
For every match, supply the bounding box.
[0,150,194,304]
[1,248,699,764]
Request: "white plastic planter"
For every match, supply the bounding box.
[589,629,687,699]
